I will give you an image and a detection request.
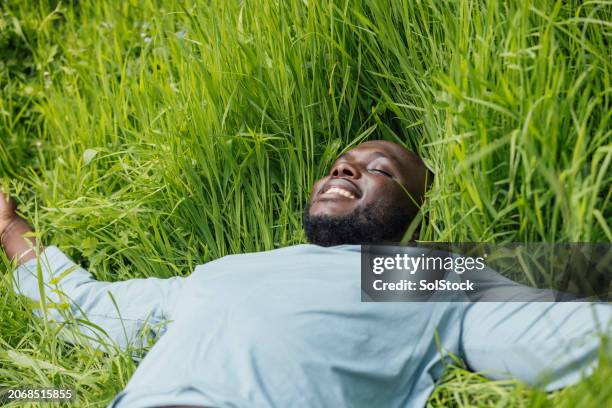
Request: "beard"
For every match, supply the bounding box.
[302,199,414,247]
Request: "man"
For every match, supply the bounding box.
[1,140,609,407]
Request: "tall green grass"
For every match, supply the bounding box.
[1,0,610,406]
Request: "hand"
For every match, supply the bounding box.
[0,190,37,264]
[0,190,18,237]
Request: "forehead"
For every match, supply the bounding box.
[337,141,407,165]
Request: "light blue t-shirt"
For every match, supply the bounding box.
[13,245,611,407]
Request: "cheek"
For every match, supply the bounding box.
[362,179,407,206]
[361,177,395,198]
[309,178,327,201]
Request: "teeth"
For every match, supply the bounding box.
[324,187,355,199]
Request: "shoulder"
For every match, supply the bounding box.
[192,244,361,274]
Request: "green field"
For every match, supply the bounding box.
[1,0,610,406]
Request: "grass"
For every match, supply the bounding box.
[0,0,610,406]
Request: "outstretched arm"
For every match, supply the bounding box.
[460,301,611,390]
[1,191,186,353]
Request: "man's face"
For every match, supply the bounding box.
[304,140,430,246]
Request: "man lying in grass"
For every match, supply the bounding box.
[1,140,609,408]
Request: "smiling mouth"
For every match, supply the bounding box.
[320,186,357,199]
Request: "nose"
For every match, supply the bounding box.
[331,161,360,179]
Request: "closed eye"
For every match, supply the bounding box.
[369,168,393,178]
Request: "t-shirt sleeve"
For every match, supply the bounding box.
[12,245,186,353]
[460,301,611,390]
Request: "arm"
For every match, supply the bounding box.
[0,191,186,353]
[460,301,611,390]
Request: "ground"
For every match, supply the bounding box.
[0,1,610,406]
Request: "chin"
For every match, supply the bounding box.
[308,201,357,219]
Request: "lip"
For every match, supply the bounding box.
[317,178,362,200]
